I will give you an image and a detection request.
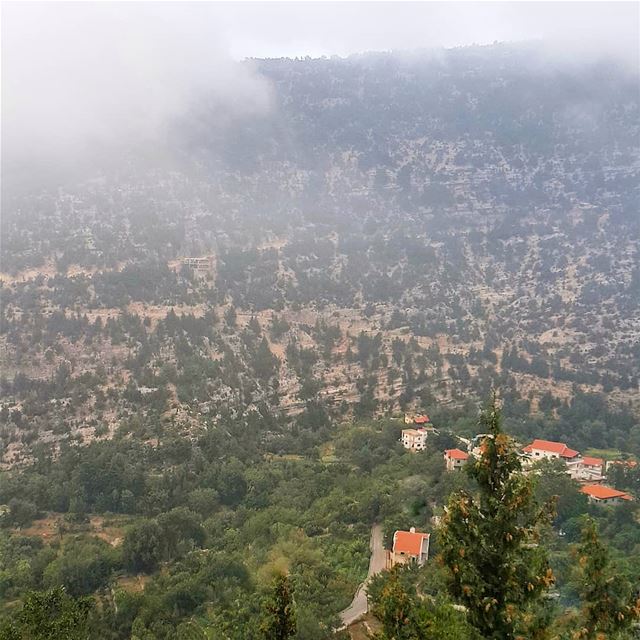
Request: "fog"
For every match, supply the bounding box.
[2,3,274,188]
[214,2,639,64]
[2,1,638,190]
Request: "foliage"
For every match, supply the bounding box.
[0,587,91,640]
[368,567,478,640]
[260,573,296,640]
[439,397,556,639]
[572,517,640,639]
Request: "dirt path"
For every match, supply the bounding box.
[339,523,385,628]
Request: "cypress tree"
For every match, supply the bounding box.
[439,395,555,639]
[260,573,297,640]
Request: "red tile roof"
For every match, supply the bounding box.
[582,456,604,468]
[393,530,430,556]
[522,439,579,459]
[445,448,469,461]
[581,485,632,501]
[414,415,430,424]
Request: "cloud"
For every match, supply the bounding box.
[2,1,636,191]
[1,2,273,184]
[209,2,638,66]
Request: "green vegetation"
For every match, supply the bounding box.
[0,400,637,638]
[260,573,297,640]
[0,587,91,640]
[367,567,476,639]
[0,42,639,640]
[440,399,555,639]
[571,518,640,639]
[367,402,639,640]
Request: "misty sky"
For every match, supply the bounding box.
[213,2,640,60]
[2,1,638,186]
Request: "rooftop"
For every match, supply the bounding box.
[445,448,469,460]
[580,485,632,501]
[523,439,579,459]
[393,529,430,556]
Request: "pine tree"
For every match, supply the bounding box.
[260,573,297,640]
[573,517,640,639]
[254,337,279,381]
[439,395,555,639]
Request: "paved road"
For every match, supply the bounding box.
[339,523,385,628]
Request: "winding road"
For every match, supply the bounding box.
[338,523,385,628]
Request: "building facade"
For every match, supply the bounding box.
[402,428,428,451]
[444,448,469,471]
[387,528,430,568]
[522,439,580,463]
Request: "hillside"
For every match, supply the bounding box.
[1,43,640,640]
[1,45,639,467]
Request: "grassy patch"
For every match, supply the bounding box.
[583,448,624,460]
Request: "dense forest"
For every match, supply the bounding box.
[0,43,639,638]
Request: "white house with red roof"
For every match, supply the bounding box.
[522,439,609,482]
[522,439,580,464]
[569,456,605,482]
[387,527,430,568]
[444,448,469,471]
[580,484,632,505]
[580,456,604,474]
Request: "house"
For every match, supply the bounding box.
[444,448,469,471]
[402,428,428,451]
[565,455,604,482]
[580,484,632,505]
[522,439,580,463]
[577,456,605,481]
[404,413,431,426]
[387,527,430,568]
[581,456,604,474]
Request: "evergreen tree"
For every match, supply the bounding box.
[439,395,555,639]
[573,517,640,639]
[260,573,297,640]
[248,315,262,335]
[372,568,418,640]
[254,337,279,381]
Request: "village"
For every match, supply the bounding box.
[385,436,637,569]
[386,414,638,568]
[403,412,636,504]
[390,413,637,566]
[339,411,638,630]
